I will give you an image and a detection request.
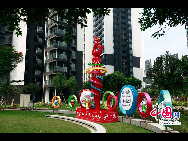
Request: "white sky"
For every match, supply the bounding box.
[139,8,188,60]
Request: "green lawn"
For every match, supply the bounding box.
[0,110,90,133]
[1,100,187,133]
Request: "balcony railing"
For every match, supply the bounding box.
[37,48,42,53]
[47,28,66,36]
[46,66,67,73]
[46,53,67,60]
[38,38,43,42]
[37,59,42,64]
[38,27,43,32]
[45,80,52,85]
[47,41,67,48]
[71,67,75,71]
[36,70,41,75]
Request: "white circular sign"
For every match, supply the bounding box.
[120,87,133,110]
[80,91,86,107]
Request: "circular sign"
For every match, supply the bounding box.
[102,91,115,109]
[107,95,118,110]
[137,92,152,118]
[79,89,92,108]
[52,96,61,108]
[68,95,78,109]
[119,85,138,115]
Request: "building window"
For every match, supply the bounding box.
[4,36,12,44]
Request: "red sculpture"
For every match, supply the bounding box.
[76,36,118,123]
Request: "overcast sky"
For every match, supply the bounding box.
[139,8,188,61]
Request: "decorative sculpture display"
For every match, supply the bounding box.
[68,95,77,109]
[119,85,138,115]
[52,96,61,108]
[74,36,176,125]
[76,36,118,123]
[137,92,152,118]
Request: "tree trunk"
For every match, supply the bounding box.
[5,95,7,108]
[60,90,62,108]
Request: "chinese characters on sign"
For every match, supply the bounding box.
[121,87,133,110]
[150,102,181,125]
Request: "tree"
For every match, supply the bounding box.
[9,85,21,107]
[52,72,67,104]
[142,84,159,101]
[0,44,23,79]
[82,80,92,90]
[146,51,188,97]
[126,76,142,90]
[66,76,78,96]
[139,8,188,39]
[0,8,110,42]
[21,83,40,103]
[102,71,128,96]
[0,79,14,107]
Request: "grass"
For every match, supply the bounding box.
[99,122,153,133]
[0,110,90,133]
[1,100,187,133]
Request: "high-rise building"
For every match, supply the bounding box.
[44,9,83,103]
[83,8,145,89]
[0,19,45,103]
[0,9,83,104]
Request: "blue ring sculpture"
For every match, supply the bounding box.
[119,85,138,115]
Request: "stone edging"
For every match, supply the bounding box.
[45,115,106,133]
[118,116,179,133]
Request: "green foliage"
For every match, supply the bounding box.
[0,79,14,97]
[146,51,188,97]
[141,84,159,100]
[102,71,128,94]
[66,76,78,95]
[139,8,188,38]
[82,71,142,97]
[126,76,142,90]
[0,44,23,78]
[82,80,92,90]
[101,71,142,96]
[0,8,110,42]
[52,72,67,93]
[21,83,40,94]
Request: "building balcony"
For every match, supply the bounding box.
[38,38,43,43]
[71,67,76,71]
[47,41,67,48]
[46,66,67,73]
[45,79,53,85]
[36,70,41,75]
[46,53,67,61]
[46,28,66,39]
[37,59,42,64]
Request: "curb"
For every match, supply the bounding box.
[118,116,179,133]
[31,109,76,114]
[45,115,106,133]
